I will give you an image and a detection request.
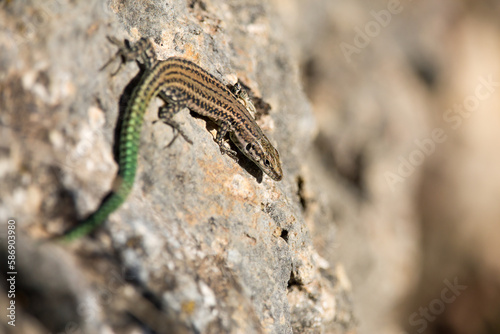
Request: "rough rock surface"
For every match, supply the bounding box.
[0,0,353,333]
[4,1,499,334]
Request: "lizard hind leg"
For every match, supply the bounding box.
[101,37,157,75]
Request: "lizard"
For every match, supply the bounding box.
[62,37,283,241]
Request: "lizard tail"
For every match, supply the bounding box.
[58,38,157,242]
[60,81,149,242]
[61,187,128,242]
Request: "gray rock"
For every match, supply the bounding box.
[0,0,353,333]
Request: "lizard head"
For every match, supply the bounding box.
[238,135,283,181]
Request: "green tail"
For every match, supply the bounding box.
[61,75,152,241]
[60,38,159,241]
[61,188,128,241]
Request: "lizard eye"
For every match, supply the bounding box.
[264,159,270,166]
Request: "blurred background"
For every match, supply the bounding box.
[2,0,500,333]
[277,0,500,333]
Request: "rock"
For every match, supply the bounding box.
[0,0,353,333]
